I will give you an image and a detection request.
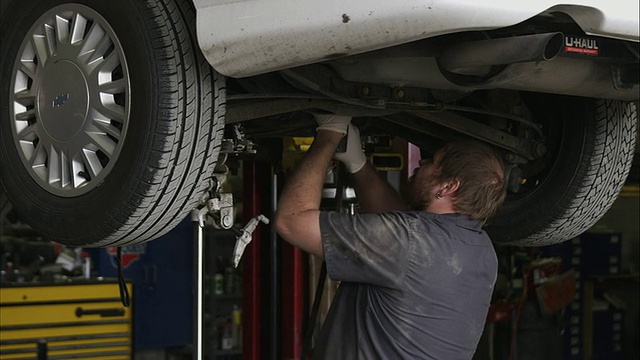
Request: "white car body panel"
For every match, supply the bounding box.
[193,0,640,78]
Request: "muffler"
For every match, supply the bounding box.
[438,33,564,76]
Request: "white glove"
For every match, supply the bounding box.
[315,114,351,135]
[334,124,367,174]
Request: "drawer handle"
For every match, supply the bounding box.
[75,307,125,318]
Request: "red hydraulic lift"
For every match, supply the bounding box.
[242,161,264,359]
[243,160,307,359]
[282,242,305,358]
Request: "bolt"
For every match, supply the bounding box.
[533,142,547,157]
[222,215,233,229]
[372,98,386,107]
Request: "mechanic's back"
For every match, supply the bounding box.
[314,211,497,359]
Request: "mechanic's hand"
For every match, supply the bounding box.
[334,124,367,173]
[315,114,351,135]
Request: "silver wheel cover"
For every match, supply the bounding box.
[10,4,130,197]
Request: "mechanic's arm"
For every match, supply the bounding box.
[273,130,343,258]
[350,161,407,213]
[336,124,407,213]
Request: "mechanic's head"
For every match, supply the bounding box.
[438,140,506,223]
[405,140,506,224]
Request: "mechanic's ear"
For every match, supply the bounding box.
[441,179,460,197]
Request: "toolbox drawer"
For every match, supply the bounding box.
[0,281,133,360]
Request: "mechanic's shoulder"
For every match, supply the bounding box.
[385,210,438,231]
[381,210,423,222]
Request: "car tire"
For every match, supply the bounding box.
[488,96,637,246]
[0,187,13,225]
[0,0,225,246]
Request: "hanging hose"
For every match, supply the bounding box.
[116,247,130,307]
[300,262,328,360]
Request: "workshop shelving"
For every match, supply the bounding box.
[582,274,638,360]
[205,228,243,359]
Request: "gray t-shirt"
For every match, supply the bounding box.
[314,211,498,360]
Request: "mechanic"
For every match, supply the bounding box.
[273,114,507,359]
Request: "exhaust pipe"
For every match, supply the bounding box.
[332,32,637,101]
[439,33,564,76]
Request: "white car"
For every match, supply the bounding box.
[0,0,637,247]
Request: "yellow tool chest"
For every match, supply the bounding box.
[0,281,133,360]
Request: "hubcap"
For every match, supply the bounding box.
[10,4,130,197]
[39,60,89,141]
